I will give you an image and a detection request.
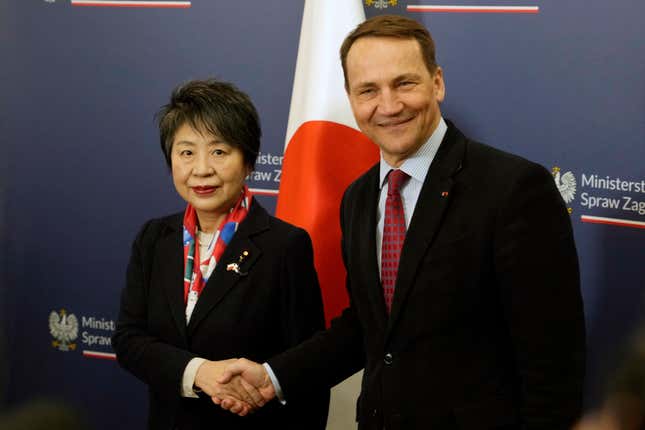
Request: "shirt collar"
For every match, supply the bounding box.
[379,117,447,188]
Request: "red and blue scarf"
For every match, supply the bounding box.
[182,186,252,311]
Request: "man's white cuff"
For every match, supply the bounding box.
[262,362,286,405]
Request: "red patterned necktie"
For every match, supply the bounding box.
[381,169,409,314]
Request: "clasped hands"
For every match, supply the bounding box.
[194,358,275,416]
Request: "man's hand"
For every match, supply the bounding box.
[194,359,265,416]
[214,358,277,415]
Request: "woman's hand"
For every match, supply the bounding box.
[194,359,266,416]
[215,358,277,416]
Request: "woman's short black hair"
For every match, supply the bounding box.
[156,79,261,169]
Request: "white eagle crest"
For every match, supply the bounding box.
[552,166,577,204]
[365,0,398,9]
[49,309,79,351]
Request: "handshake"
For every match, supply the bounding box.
[194,358,276,416]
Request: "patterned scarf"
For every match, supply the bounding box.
[182,185,252,321]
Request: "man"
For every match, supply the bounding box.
[218,15,586,429]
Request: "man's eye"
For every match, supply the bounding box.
[180,150,192,156]
[212,149,225,156]
[399,81,415,88]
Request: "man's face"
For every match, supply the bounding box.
[345,37,445,167]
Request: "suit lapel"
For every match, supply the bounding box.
[386,124,466,340]
[186,201,268,336]
[157,217,189,341]
[353,166,389,331]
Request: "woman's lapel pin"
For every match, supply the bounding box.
[227,250,250,275]
[239,250,249,263]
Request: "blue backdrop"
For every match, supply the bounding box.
[1,1,643,429]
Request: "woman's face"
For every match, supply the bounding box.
[171,122,248,231]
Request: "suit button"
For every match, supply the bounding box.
[384,352,393,365]
[372,408,377,417]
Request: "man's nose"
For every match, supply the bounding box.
[377,89,403,115]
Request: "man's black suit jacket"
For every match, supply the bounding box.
[113,200,329,430]
[269,121,586,430]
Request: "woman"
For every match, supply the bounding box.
[112,79,329,429]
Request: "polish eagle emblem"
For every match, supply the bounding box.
[49,309,79,351]
[552,166,577,214]
[365,0,398,9]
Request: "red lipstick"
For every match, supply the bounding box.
[192,186,216,195]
